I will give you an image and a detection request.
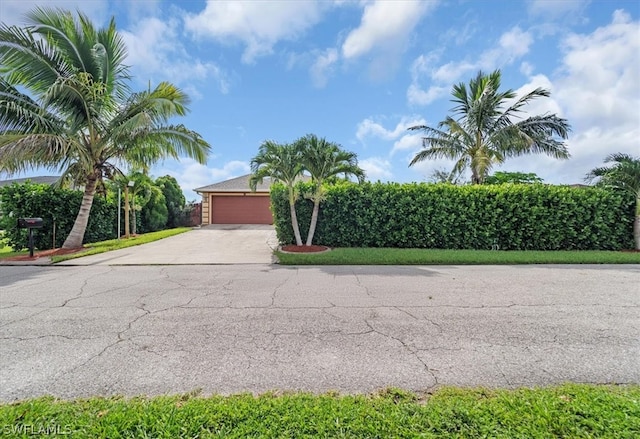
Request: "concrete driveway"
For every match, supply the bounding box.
[57,225,278,265]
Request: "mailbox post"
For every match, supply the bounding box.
[17,218,43,257]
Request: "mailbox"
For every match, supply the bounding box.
[17,217,43,257]
[18,217,43,229]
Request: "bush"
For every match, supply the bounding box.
[271,182,634,250]
[0,183,117,250]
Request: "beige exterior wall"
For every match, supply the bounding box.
[201,193,209,225]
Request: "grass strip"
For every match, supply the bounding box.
[49,227,191,263]
[276,247,640,265]
[0,385,638,438]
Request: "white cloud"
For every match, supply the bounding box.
[489,10,640,185]
[520,61,534,76]
[508,74,564,119]
[121,17,229,94]
[407,84,448,106]
[528,0,588,18]
[391,133,424,155]
[555,10,639,128]
[310,48,339,88]
[551,9,640,182]
[356,116,427,159]
[360,157,393,181]
[155,159,250,201]
[341,0,435,60]
[356,116,426,142]
[184,1,325,63]
[408,26,533,106]
[0,0,108,26]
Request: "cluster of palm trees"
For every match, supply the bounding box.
[250,134,365,246]
[0,8,210,249]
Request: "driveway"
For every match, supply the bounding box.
[1,264,638,401]
[56,224,278,265]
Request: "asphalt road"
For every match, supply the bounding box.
[1,264,638,402]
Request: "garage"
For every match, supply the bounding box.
[210,194,272,224]
[194,174,274,225]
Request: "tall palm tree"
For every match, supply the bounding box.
[299,134,365,246]
[250,140,304,246]
[409,70,570,184]
[586,153,640,250]
[0,7,210,248]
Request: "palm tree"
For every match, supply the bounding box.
[299,134,365,246]
[250,141,304,246]
[0,8,210,248]
[120,169,155,236]
[409,70,571,184]
[586,153,640,250]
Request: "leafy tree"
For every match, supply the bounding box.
[0,7,210,248]
[586,153,640,250]
[250,141,304,246]
[409,70,570,184]
[141,185,168,232]
[298,134,365,246]
[156,175,186,228]
[484,171,543,185]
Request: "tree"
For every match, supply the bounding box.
[250,141,304,246]
[409,70,570,184]
[484,171,543,185]
[586,153,640,250]
[298,134,365,246]
[156,175,186,228]
[124,170,155,235]
[0,7,210,248]
[141,185,168,232]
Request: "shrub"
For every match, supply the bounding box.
[0,183,117,250]
[271,182,634,250]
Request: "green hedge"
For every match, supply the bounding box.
[0,183,117,250]
[271,182,635,250]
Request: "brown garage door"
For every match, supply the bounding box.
[211,195,273,224]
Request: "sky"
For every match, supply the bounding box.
[1,0,639,201]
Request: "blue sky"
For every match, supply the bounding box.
[2,0,639,201]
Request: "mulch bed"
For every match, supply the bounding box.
[3,247,85,261]
[280,245,330,253]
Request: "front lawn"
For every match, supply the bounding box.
[0,384,637,438]
[0,231,29,259]
[276,247,640,265]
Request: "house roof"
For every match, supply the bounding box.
[194,173,312,193]
[0,176,60,187]
[194,174,271,193]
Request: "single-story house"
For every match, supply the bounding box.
[194,174,274,225]
[0,176,60,187]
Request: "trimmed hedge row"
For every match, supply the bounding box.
[271,182,635,250]
[0,183,117,250]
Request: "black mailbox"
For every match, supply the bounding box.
[18,217,43,229]
[17,217,43,257]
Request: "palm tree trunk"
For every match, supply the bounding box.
[62,174,98,249]
[306,199,320,246]
[132,207,137,235]
[288,189,303,246]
